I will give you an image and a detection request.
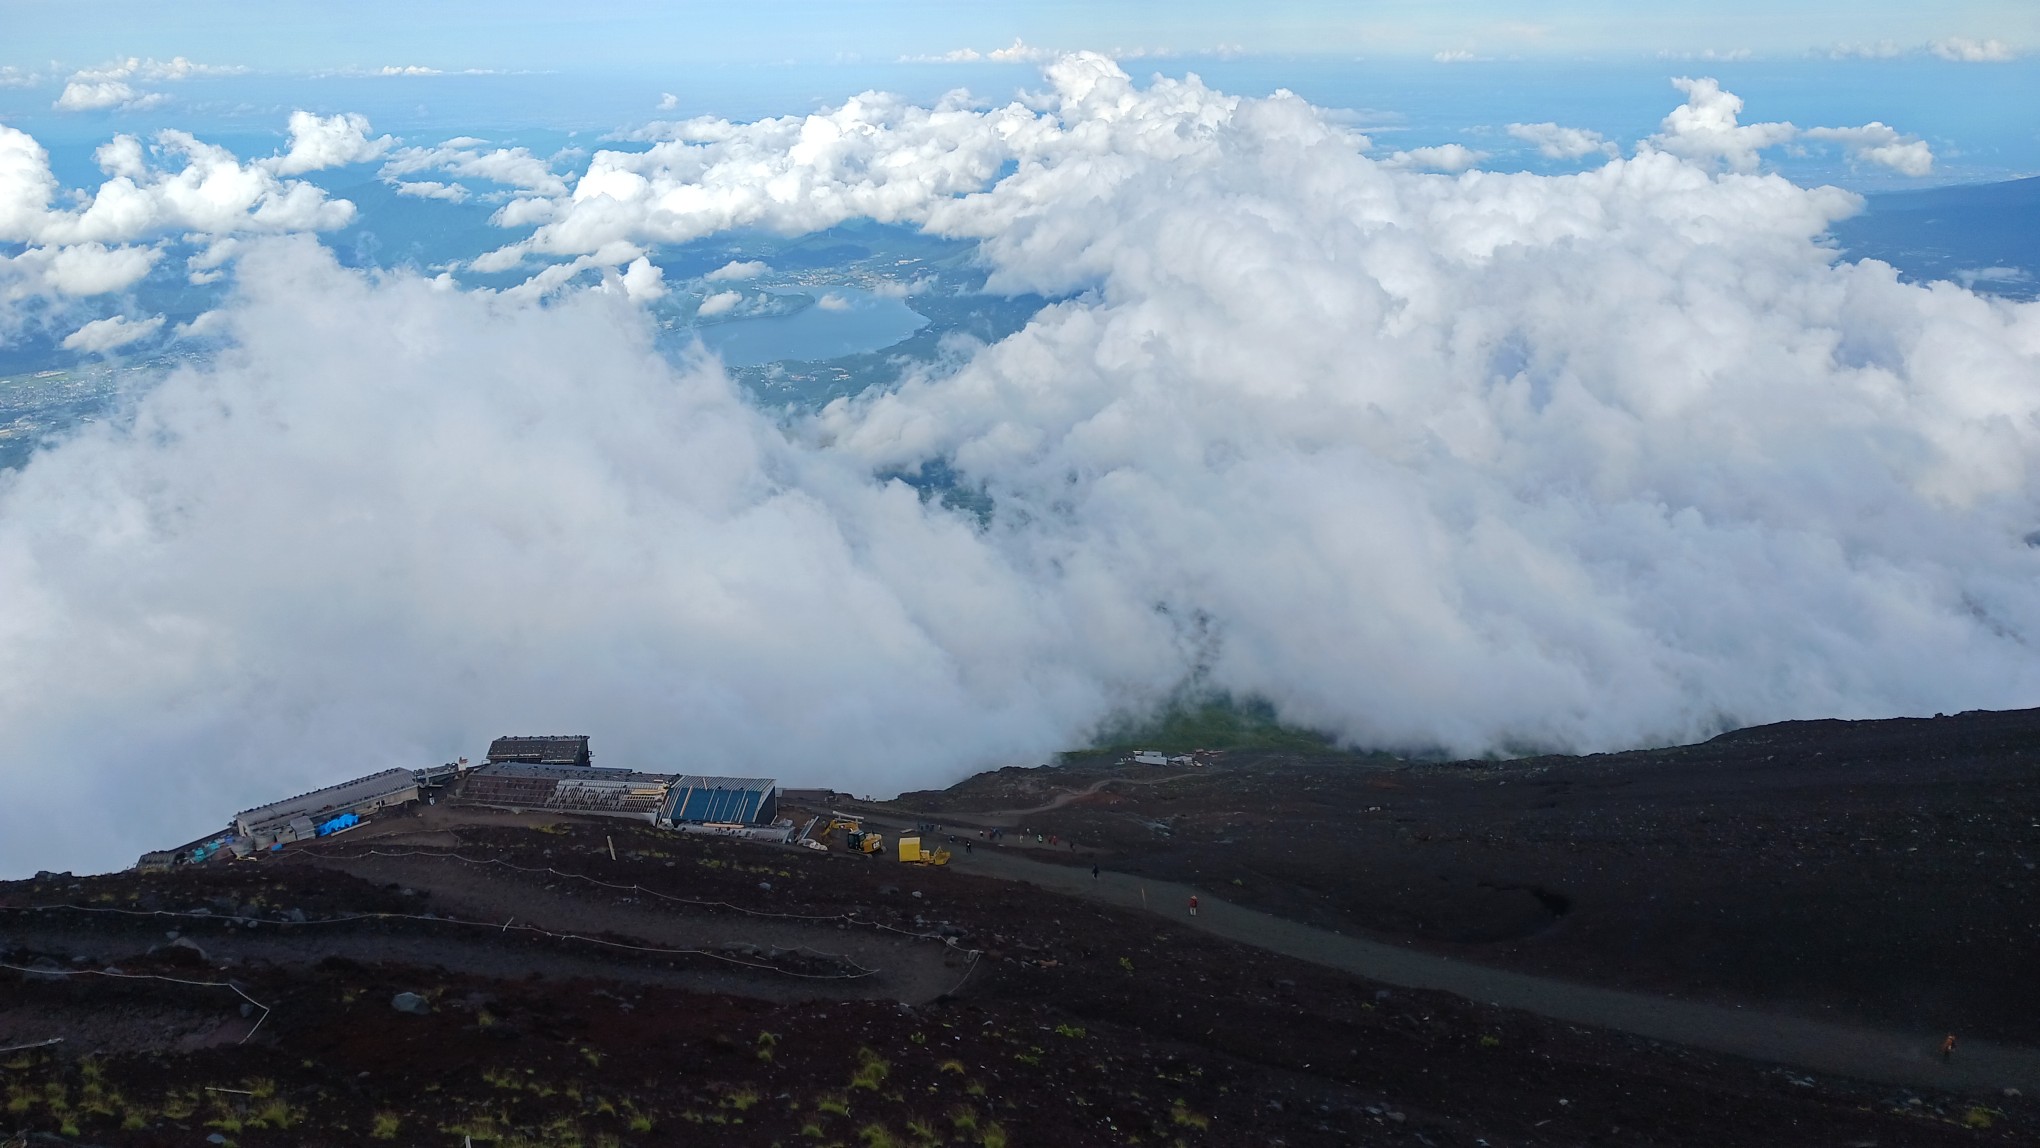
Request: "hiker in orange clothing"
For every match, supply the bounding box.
[1942,1033,1957,1062]
[1188,895,1199,918]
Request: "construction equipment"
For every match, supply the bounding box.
[896,835,951,866]
[811,816,885,855]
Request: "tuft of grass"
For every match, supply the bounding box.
[1171,1102,1210,1130]
[371,1110,402,1139]
[980,1121,1009,1148]
[1054,1023,1086,1039]
[859,1123,902,1148]
[722,1088,759,1111]
[1965,1107,1998,1130]
[948,1105,980,1132]
[817,1091,852,1117]
[249,1097,303,1129]
[850,1047,891,1091]
[936,1059,967,1075]
[1478,1033,1502,1049]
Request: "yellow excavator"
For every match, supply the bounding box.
[896,835,951,866]
[811,816,885,855]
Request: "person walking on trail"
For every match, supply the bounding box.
[1091,864,1100,879]
[1942,1033,1957,1062]
[964,840,973,855]
[1189,895,1199,918]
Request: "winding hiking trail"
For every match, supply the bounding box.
[855,807,2040,1094]
[958,773,1198,825]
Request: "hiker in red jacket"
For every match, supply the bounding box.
[1942,1033,1957,1062]
[1188,895,1199,918]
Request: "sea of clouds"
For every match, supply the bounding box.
[2,55,2038,875]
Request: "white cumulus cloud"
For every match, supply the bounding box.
[1931,37,2016,62]
[381,138,569,197]
[53,56,241,112]
[59,312,163,352]
[0,117,363,308]
[1384,143,1488,172]
[264,111,393,176]
[706,259,769,281]
[1507,122,1617,161]
[1651,76,1932,176]
[0,58,2032,878]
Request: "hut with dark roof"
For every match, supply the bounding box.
[485,735,592,767]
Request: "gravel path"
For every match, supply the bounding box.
[936,835,2040,1093]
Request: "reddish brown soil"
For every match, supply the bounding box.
[2,726,2036,1146]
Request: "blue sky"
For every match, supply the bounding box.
[1,0,2034,69]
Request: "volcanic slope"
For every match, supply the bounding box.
[3,804,2034,1146]
[884,706,2040,1052]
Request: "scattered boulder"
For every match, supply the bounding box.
[286,908,308,924]
[391,992,430,1015]
[169,937,208,961]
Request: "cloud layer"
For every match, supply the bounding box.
[2,58,2036,877]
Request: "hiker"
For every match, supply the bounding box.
[1942,1033,1957,1062]
[1189,895,1199,918]
[1091,864,1100,879]
[965,841,973,855]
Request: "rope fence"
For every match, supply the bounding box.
[0,963,271,1043]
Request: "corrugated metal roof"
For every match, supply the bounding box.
[663,776,777,824]
[234,768,419,830]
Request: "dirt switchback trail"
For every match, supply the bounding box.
[940,773,1198,825]
[932,839,2040,1094]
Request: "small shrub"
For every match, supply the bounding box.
[1172,1102,1210,1130]
[1119,956,1135,973]
[1478,1034,1501,1049]
[371,1111,402,1139]
[1054,1023,1086,1039]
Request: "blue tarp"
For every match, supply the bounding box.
[316,813,360,836]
